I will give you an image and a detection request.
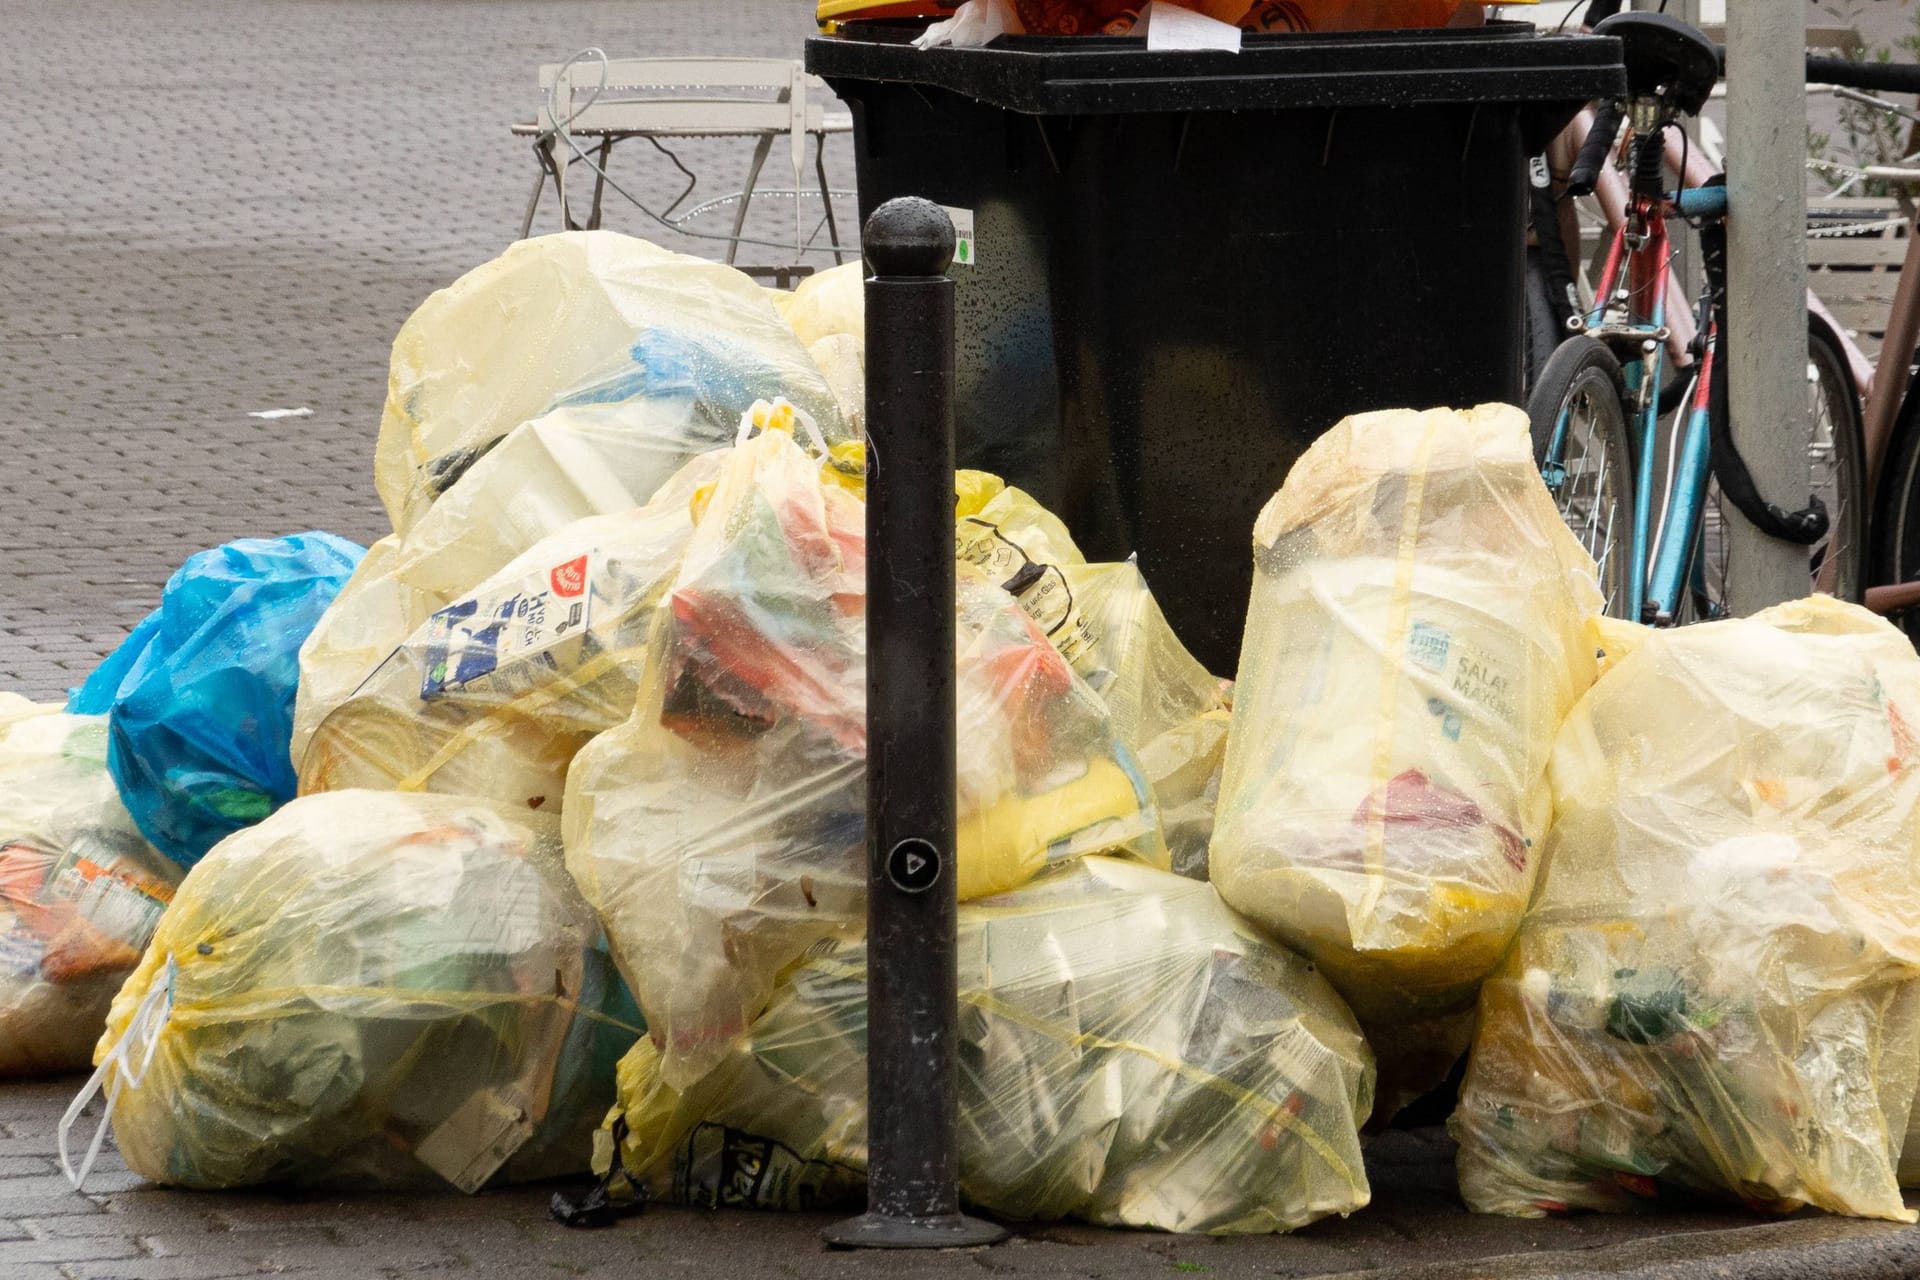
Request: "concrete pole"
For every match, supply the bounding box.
[1724,0,1811,613]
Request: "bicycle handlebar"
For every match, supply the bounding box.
[1567,99,1621,198]
[1804,56,1920,96]
[1704,47,1920,96]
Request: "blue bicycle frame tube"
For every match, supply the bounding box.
[1645,317,1719,620]
[1646,390,1715,619]
[1626,354,1660,620]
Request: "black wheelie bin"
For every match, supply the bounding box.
[808,18,1624,672]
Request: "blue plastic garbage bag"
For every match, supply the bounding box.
[69,533,365,867]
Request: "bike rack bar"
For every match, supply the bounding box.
[820,197,1007,1252]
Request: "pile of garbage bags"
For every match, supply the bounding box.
[39,234,1253,1224]
[562,421,1169,1088]
[295,233,855,766]
[1211,404,1601,1111]
[1451,597,1920,1222]
[25,223,1920,1239]
[593,857,1374,1234]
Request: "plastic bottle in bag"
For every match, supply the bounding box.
[954,471,1229,874]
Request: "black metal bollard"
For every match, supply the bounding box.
[819,200,1008,1251]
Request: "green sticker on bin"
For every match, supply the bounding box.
[941,205,976,267]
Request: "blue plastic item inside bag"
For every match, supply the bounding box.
[69,533,365,867]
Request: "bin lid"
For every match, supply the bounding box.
[807,19,1624,114]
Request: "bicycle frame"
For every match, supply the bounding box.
[1545,180,1727,624]
[1546,104,1879,399]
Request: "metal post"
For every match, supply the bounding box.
[1724,0,1813,613]
[821,197,1007,1252]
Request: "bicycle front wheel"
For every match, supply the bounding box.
[1527,336,1636,617]
[1693,314,1868,615]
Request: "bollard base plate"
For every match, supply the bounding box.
[820,1211,1008,1250]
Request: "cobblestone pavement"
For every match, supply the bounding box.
[7,2,1920,1278]
[0,0,854,699]
[7,1075,1919,1280]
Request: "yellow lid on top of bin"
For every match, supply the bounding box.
[817,1,1533,30]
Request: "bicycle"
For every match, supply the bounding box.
[1528,11,1904,625]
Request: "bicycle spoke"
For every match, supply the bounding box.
[1549,380,1626,616]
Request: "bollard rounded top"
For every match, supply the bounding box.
[863,197,955,279]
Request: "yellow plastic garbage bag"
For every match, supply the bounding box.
[374,231,844,537]
[1452,596,1920,1222]
[593,856,1373,1233]
[954,471,1228,864]
[770,263,864,430]
[563,423,1164,1088]
[1139,704,1233,880]
[0,696,180,1077]
[298,453,721,810]
[71,790,643,1192]
[807,334,865,436]
[775,260,864,348]
[291,537,423,771]
[295,400,737,769]
[1209,404,1602,1109]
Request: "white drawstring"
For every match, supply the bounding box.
[735,399,829,458]
[59,956,175,1189]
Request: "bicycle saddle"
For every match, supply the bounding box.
[1595,12,1720,116]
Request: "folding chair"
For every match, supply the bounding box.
[512,56,853,267]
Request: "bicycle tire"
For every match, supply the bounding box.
[1692,313,1868,617]
[1872,349,1920,647]
[1527,336,1636,618]
[1523,247,1570,396]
